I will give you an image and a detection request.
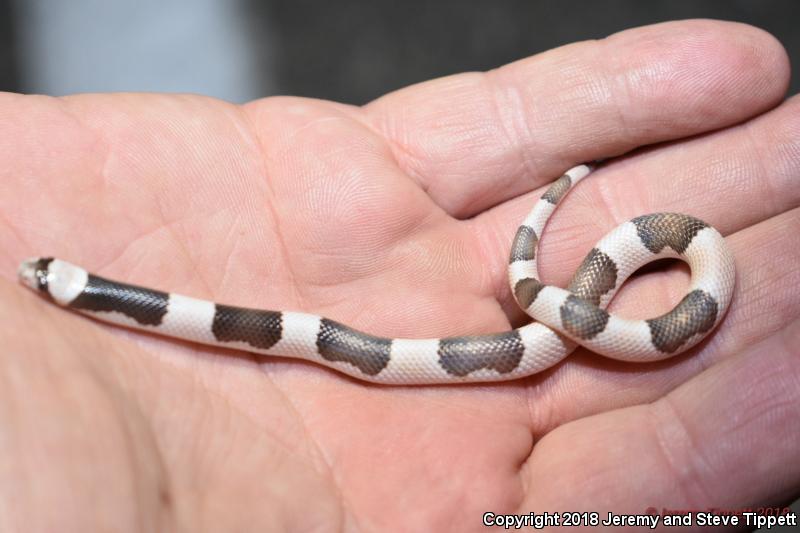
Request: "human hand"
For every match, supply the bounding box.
[1,20,798,532]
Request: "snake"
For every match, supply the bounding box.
[18,164,735,384]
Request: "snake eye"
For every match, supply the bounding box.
[19,257,55,292]
[34,257,55,292]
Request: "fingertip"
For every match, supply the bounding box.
[703,19,790,108]
[604,19,790,129]
[722,19,791,95]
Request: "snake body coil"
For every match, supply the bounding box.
[18,164,735,384]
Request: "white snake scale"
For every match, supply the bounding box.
[18,164,735,384]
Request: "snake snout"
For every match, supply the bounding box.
[18,257,41,290]
[18,257,54,292]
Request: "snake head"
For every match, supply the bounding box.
[18,257,89,305]
[18,257,54,292]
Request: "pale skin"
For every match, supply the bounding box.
[0,19,798,532]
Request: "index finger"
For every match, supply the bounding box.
[363,20,789,217]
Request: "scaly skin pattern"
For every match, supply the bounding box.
[18,165,735,384]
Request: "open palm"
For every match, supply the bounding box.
[1,20,799,532]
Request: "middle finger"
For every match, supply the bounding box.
[472,94,800,308]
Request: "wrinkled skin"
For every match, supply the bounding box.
[1,20,799,532]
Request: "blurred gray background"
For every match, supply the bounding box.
[0,1,797,528]
[0,0,797,103]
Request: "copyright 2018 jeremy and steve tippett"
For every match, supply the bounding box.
[482,509,798,530]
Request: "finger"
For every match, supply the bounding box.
[523,207,800,432]
[472,94,800,310]
[363,20,789,217]
[518,316,800,516]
